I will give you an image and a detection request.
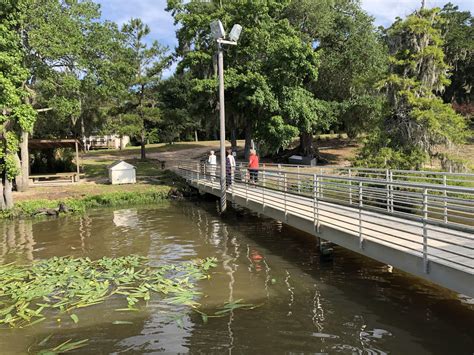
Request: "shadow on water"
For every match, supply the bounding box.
[0,200,472,354]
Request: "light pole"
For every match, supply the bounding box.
[210,20,242,213]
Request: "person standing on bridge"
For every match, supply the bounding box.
[226,149,236,186]
[248,149,259,184]
[208,150,217,182]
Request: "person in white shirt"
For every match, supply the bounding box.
[208,150,217,181]
[226,149,236,186]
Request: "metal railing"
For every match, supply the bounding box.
[177,160,474,275]
[234,162,474,189]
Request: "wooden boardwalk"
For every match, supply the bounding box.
[180,171,474,298]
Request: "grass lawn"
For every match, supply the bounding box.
[82,157,163,179]
[13,170,181,203]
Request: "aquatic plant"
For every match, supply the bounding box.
[0,255,217,328]
[30,335,89,354]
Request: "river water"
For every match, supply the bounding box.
[0,200,472,354]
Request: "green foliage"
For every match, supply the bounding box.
[355,131,427,169]
[168,1,311,150]
[22,0,134,138]
[287,0,388,140]
[103,18,170,157]
[438,3,474,104]
[0,255,217,328]
[255,115,298,154]
[358,8,467,169]
[0,0,36,198]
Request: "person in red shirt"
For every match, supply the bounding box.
[248,149,259,184]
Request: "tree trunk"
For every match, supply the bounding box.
[140,129,146,160]
[230,114,237,151]
[0,179,5,210]
[299,132,316,157]
[80,115,86,151]
[3,176,13,210]
[195,130,199,142]
[17,130,29,192]
[244,121,253,160]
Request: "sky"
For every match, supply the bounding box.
[96,0,474,76]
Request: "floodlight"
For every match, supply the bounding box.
[229,24,242,42]
[210,20,225,40]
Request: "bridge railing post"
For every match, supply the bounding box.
[284,173,288,221]
[313,174,319,233]
[359,181,363,249]
[443,175,448,223]
[349,169,352,206]
[423,188,429,273]
[390,170,394,213]
[319,168,324,199]
[245,168,249,206]
[297,166,301,193]
[386,169,390,212]
[262,170,266,210]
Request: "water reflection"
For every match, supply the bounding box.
[0,220,35,263]
[113,209,139,228]
[0,201,472,354]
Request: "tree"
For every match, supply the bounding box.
[356,8,467,169]
[438,3,474,104]
[167,0,325,158]
[16,0,131,189]
[287,0,388,140]
[0,0,37,208]
[121,18,169,160]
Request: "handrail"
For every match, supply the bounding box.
[235,161,474,177]
[176,160,474,230]
[185,160,474,192]
[176,160,474,289]
[232,161,474,186]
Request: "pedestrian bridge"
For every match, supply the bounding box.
[177,161,474,298]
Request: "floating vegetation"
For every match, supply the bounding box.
[0,255,217,328]
[30,335,89,355]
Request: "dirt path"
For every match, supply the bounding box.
[147,144,220,164]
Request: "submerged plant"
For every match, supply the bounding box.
[0,255,217,328]
[30,335,89,355]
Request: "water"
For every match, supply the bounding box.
[0,200,472,354]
